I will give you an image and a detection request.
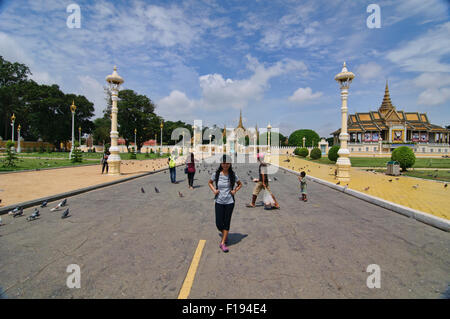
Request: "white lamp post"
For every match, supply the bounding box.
[334,62,355,182]
[160,122,163,154]
[106,66,124,175]
[134,128,137,153]
[182,131,185,154]
[253,131,257,157]
[17,124,21,153]
[192,124,197,154]
[303,136,306,148]
[10,113,15,151]
[69,100,77,159]
[267,123,272,155]
[209,134,212,156]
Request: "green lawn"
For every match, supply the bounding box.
[397,170,450,183]
[299,156,450,168]
[0,153,170,171]
[0,158,95,171]
[1,152,170,161]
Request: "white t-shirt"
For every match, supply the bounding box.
[211,171,240,205]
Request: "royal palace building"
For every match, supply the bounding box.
[331,82,450,155]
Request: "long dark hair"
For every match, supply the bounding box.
[214,161,236,189]
[190,152,194,162]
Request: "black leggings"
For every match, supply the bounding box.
[215,202,235,231]
[187,172,195,187]
[102,162,108,173]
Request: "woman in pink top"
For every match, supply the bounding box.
[186,152,196,189]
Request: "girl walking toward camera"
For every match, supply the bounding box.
[208,155,242,253]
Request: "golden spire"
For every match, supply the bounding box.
[379,80,395,114]
[237,109,245,129]
[222,124,227,137]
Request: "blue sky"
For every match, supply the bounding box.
[0,0,449,138]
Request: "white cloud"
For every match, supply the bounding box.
[157,90,197,120]
[355,62,384,82]
[414,73,450,106]
[382,0,449,26]
[77,76,106,118]
[199,55,307,110]
[417,87,450,106]
[288,87,323,104]
[386,22,450,73]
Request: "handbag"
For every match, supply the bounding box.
[184,167,188,174]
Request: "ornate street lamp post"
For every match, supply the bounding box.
[334,62,355,182]
[209,134,212,155]
[10,113,16,151]
[160,121,163,154]
[17,124,21,153]
[69,100,77,159]
[192,124,197,154]
[106,66,124,175]
[267,123,272,155]
[134,128,137,153]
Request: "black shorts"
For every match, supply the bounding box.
[215,202,235,231]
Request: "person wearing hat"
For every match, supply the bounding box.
[247,152,280,209]
[208,154,242,253]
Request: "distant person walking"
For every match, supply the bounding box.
[247,153,280,209]
[208,154,242,253]
[298,171,307,201]
[101,150,110,174]
[185,152,196,189]
[168,154,177,183]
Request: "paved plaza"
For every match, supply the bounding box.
[0,157,449,298]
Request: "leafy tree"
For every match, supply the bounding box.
[391,146,415,171]
[116,89,159,150]
[93,117,111,145]
[0,56,31,140]
[326,137,334,147]
[310,147,322,160]
[71,141,83,163]
[259,132,287,146]
[2,140,18,167]
[130,147,137,159]
[288,129,320,147]
[294,147,308,157]
[328,145,340,162]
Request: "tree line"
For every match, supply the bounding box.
[0,56,193,151]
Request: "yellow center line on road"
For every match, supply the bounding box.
[178,239,206,299]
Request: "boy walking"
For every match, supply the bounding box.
[298,171,307,201]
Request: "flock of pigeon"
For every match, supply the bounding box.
[0,198,70,227]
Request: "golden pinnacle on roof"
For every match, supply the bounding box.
[379,80,395,113]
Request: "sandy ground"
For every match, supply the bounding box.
[0,158,183,208]
[270,155,450,220]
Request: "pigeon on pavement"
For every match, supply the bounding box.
[0,216,3,226]
[141,187,145,193]
[178,191,184,198]
[61,208,70,219]
[40,200,48,208]
[155,187,160,193]
[13,207,24,218]
[9,206,20,215]
[61,198,67,207]
[27,209,40,221]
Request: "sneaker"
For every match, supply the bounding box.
[219,243,229,253]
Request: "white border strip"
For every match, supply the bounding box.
[271,163,450,232]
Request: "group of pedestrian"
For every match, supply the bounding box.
[100,147,307,254]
